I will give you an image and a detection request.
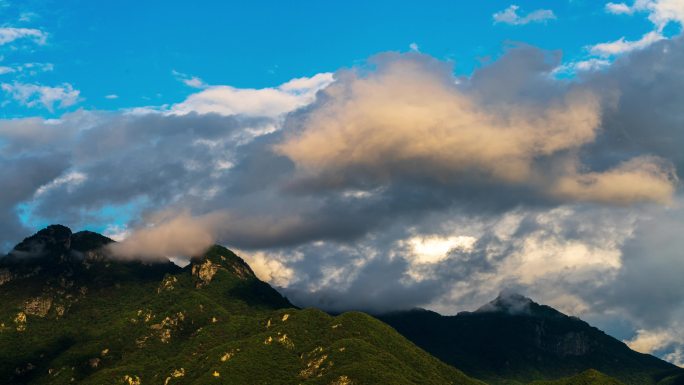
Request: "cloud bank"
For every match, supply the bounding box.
[3,37,684,364]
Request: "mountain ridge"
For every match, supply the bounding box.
[0,225,484,385]
[379,294,681,385]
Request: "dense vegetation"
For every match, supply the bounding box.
[528,369,625,385]
[0,225,483,385]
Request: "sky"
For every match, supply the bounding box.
[2,0,684,366]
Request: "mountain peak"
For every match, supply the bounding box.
[9,224,73,259]
[189,244,256,286]
[473,291,566,318]
[475,291,535,315]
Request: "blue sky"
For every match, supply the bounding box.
[0,0,671,117]
[3,0,684,366]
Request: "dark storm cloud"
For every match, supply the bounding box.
[583,35,684,177]
[0,153,70,249]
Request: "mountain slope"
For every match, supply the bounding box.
[528,369,625,385]
[0,225,484,385]
[379,293,681,385]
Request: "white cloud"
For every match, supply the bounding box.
[626,328,673,352]
[172,70,208,89]
[426,206,638,316]
[554,58,612,75]
[604,0,684,31]
[606,2,635,14]
[404,235,476,265]
[666,348,684,367]
[0,62,54,76]
[105,94,119,99]
[0,27,47,45]
[625,326,684,366]
[409,42,420,52]
[1,82,81,111]
[239,250,296,287]
[34,171,87,197]
[589,31,664,56]
[169,72,333,118]
[19,12,38,23]
[493,5,556,25]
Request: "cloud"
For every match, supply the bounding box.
[553,58,612,75]
[34,171,87,197]
[626,327,684,367]
[106,210,224,260]
[169,72,333,117]
[626,328,674,353]
[551,156,676,204]
[105,94,119,99]
[0,62,54,76]
[589,31,665,56]
[238,249,296,287]
[605,0,684,31]
[0,27,47,45]
[172,70,208,89]
[1,82,81,111]
[606,2,636,15]
[275,52,674,205]
[18,12,38,23]
[4,41,684,363]
[493,5,556,25]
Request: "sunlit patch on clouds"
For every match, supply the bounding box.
[626,326,684,367]
[404,235,476,264]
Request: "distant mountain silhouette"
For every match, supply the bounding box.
[379,292,682,385]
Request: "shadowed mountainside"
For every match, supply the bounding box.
[379,293,681,385]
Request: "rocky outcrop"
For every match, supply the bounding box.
[192,259,219,287]
[0,268,11,286]
[24,297,53,318]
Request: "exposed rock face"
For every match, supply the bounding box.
[228,261,253,280]
[0,269,11,286]
[158,275,178,293]
[24,297,53,318]
[88,358,101,368]
[192,259,219,287]
[330,375,353,385]
[300,347,332,379]
[14,312,27,332]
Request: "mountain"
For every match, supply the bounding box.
[379,292,682,385]
[528,369,625,385]
[0,225,484,385]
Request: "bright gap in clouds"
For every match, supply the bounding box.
[406,235,477,264]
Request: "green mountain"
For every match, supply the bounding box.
[0,225,484,385]
[656,372,684,385]
[528,369,625,385]
[379,293,682,385]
